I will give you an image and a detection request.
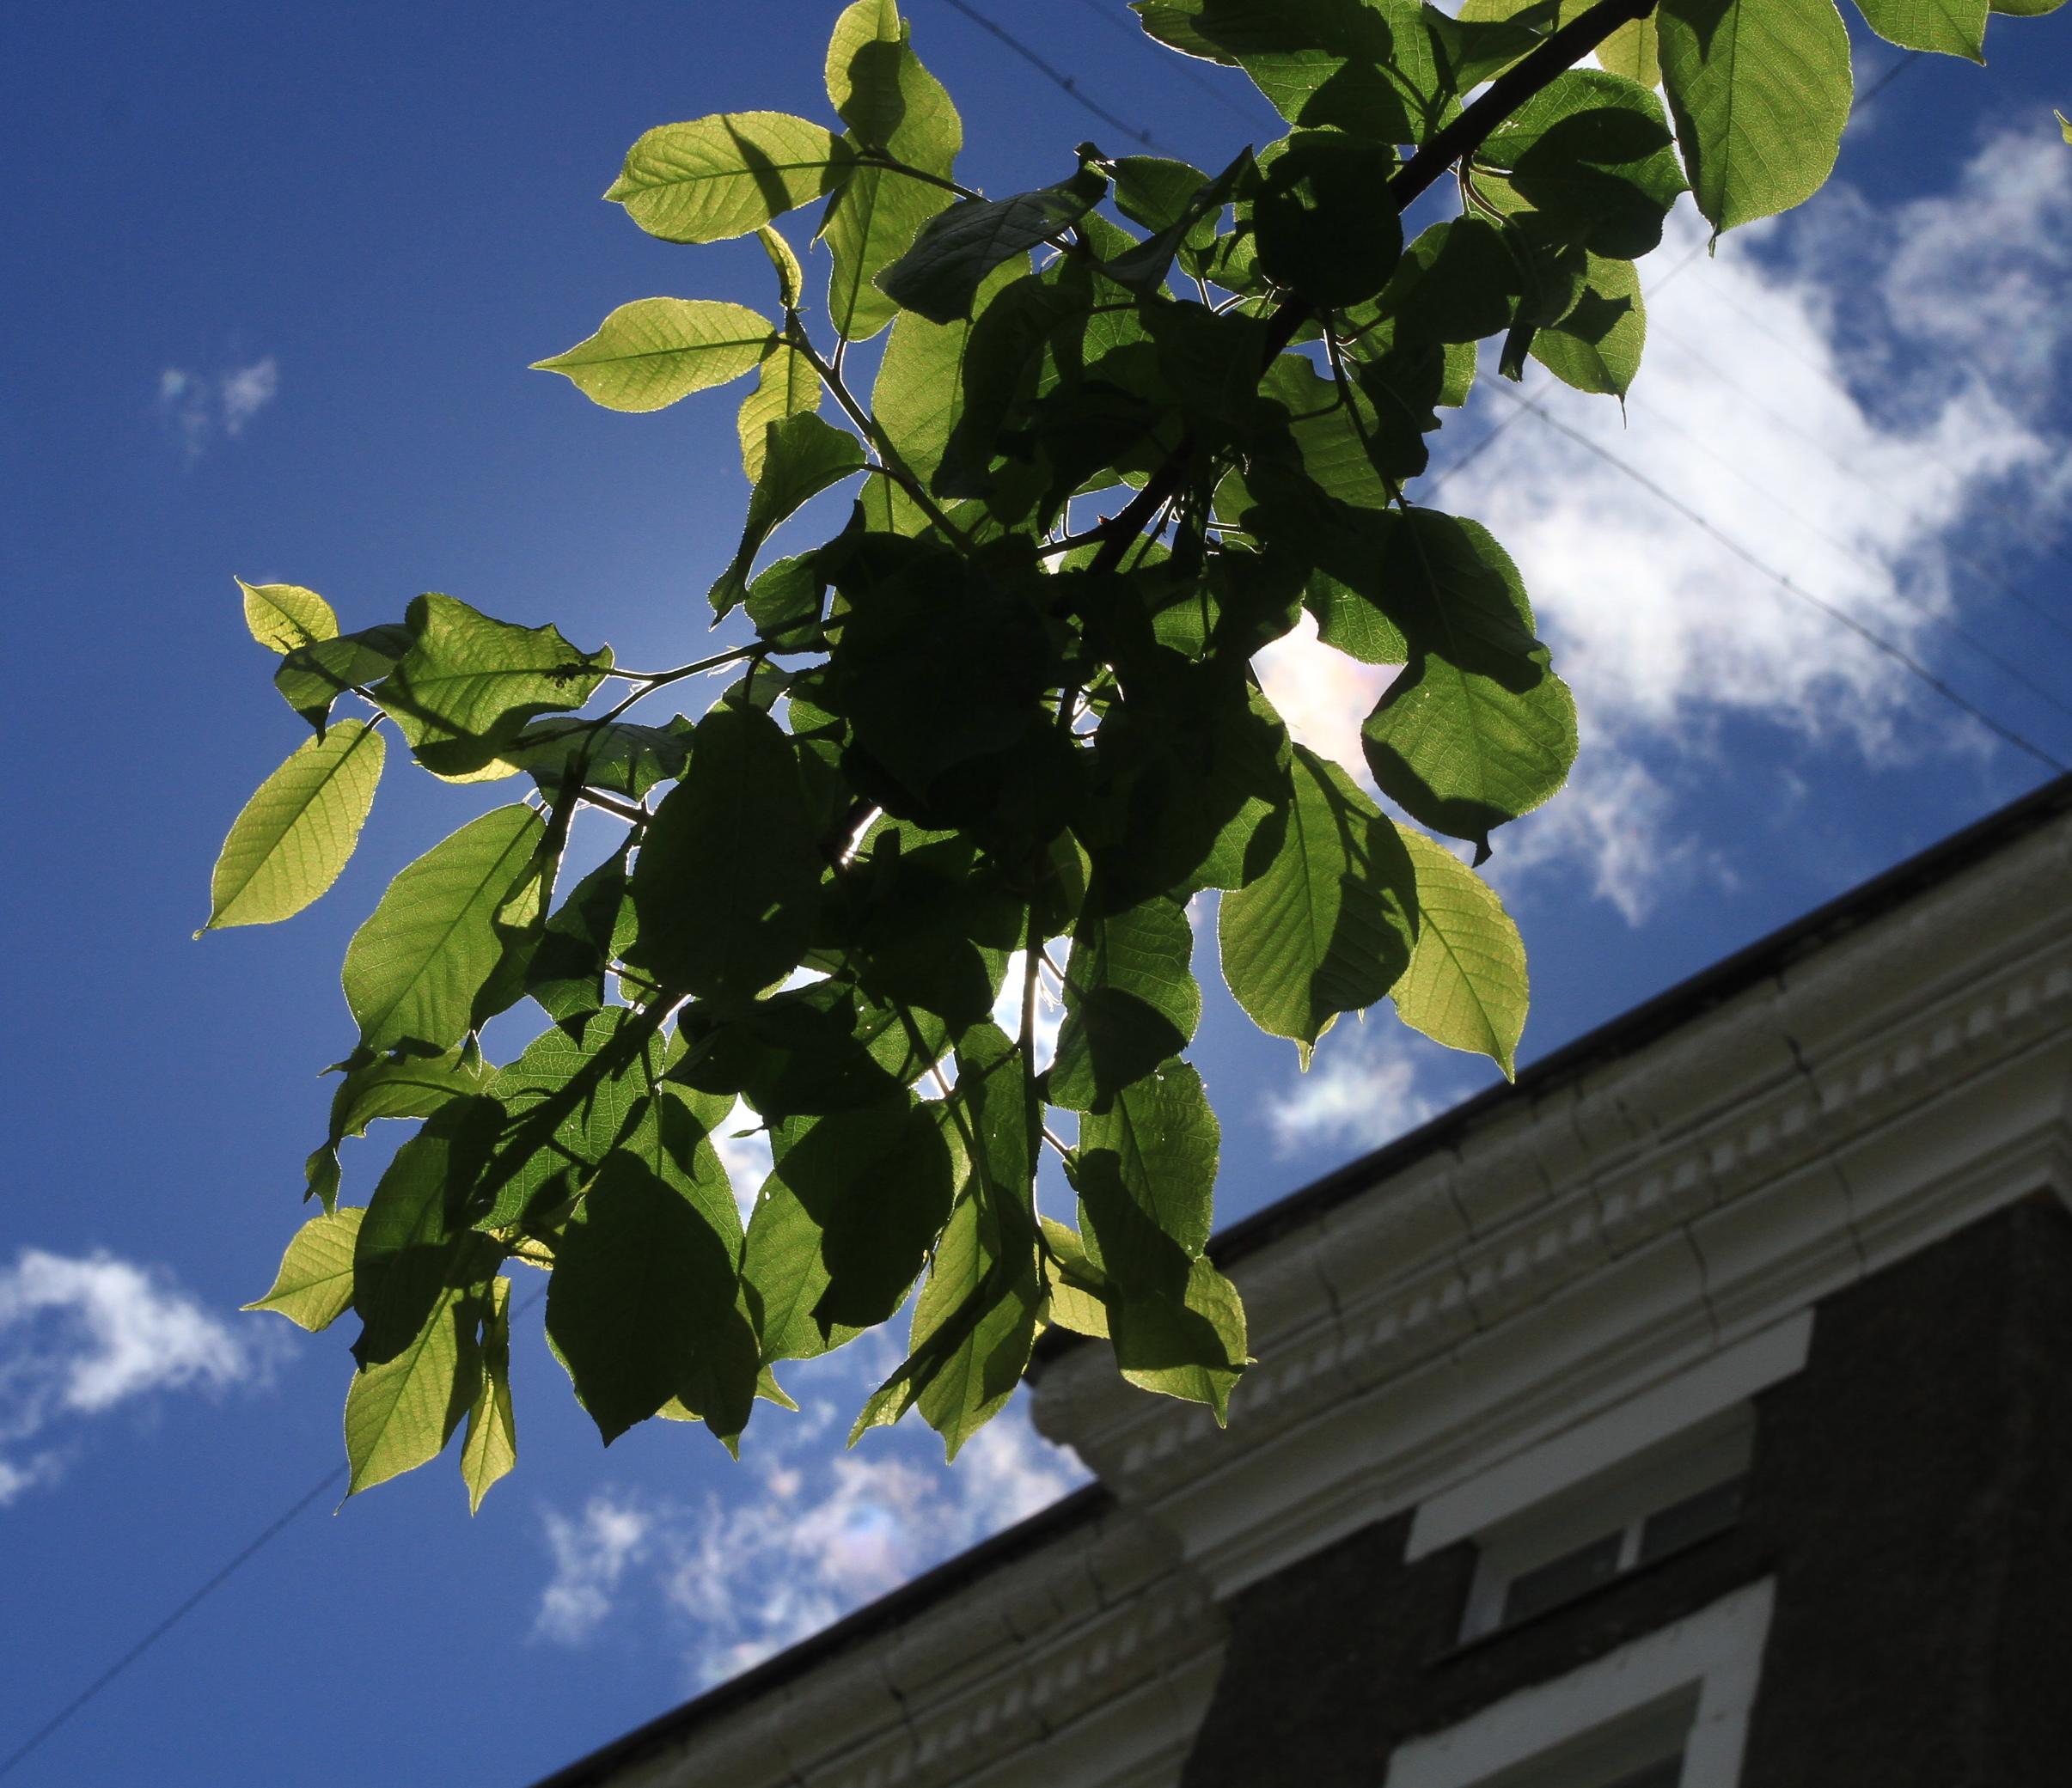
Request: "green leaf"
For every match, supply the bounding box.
[1479,70,1687,259]
[823,0,965,341]
[204,720,385,931]
[1074,1059,1220,1294]
[511,717,692,802]
[1530,251,1645,395]
[742,1171,866,1365]
[1050,894,1201,1112]
[1136,0,1454,143]
[1366,647,1577,851]
[532,298,776,413]
[761,1096,956,1331]
[870,255,1030,528]
[312,1046,492,1215]
[1598,14,1662,85]
[546,1153,750,1443]
[1391,823,1528,1074]
[607,113,854,243]
[736,341,824,483]
[1110,1254,1248,1420]
[1218,745,1417,1052]
[1360,518,1576,850]
[755,224,804,309]
[877,165,1109,325]
[745,554,827,651]
[459,1277,516,1513]
[471,1009,663,1231]
[374,594,611,780]
[343,803,545,1056]
[1852,0,1988,57]
[627,703,824,1003]
[710,412,866,616]
[910,1193,1042,1460]
[274,625,412,732]
[1658,0,1852,234]
[344,1286,484,1496]
[244,1207,366,1332]
[238,577,336,654]
[351,1107,503,1362]
[1252,130,1402,307]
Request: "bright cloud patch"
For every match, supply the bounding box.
[0,1248,251,1504]
[157,356,279,458]
[530,1388,1086,1686]
[1263,1016,1469,1160]
[1256,126,2072,928]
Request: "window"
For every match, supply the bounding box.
[1384,1581,1775,1788]
[1460,1414,1751,1643]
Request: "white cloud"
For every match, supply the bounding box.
[0,1248,252,1504]
[530,1389,1086,1686]
[989,950,1064,1072]
[709,1097,774,1223]
[535,1495,654,1645]
[156,356,279,458]
[1262,1014,1470,1159]
[1256,125,2072,925]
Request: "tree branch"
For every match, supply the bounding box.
[1085,0,1660,577]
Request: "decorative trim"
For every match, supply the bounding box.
[1406,1312,1806,1561]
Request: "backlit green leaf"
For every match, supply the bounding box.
[244,1207,366,1332]
[1852,0,1987,58]
[1479,70,1686,259]
[1110,1254,1248,1420]
[238,577,336,654]
[1050,894,1201,1112]
[824,0,964,341]
[374,594,610,780]
[627,704,824,1002]
[532,298,775,413]
[911,1193,1042,1460]
[1075,1059,1219,1281]
[755,224,804,310]
[877,165,1108,325]
[1530,252,1645,395]
[274,625,411,732]
[710,412,867,616]
[607,113,854,243]
[459,1277,515,1513]
[1659,0,1851,233]
[343,803,545,1055]
[344,1286,483,1496]
[547,1154,749,1443]
[204,720,385,931]
[1253,130,1402,307]
[736,341,824,483]
[1391,823,1528,1074]
[1219,745,1417,1051]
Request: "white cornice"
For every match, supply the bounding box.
[1030,814,2072,1596]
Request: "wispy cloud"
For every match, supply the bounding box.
[1256,125,2072,926]
[530,1386,1086,1686]
[1262,1016,1467,1160]
[0,1248,254,1505]
[535,1495,655,1645]
[156,356,279,459]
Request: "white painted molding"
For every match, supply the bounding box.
[1405,1312,1809,1560]
[1031,814,2070,1597]
[1383,1580,1776,1788]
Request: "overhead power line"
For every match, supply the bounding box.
[1485,381,2069,775]
[932,0,1174,153]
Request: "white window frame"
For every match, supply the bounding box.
[1458,1414,1753,1641]
[1383,1579,1776,1788]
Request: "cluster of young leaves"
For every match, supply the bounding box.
[216,0,2056,1508]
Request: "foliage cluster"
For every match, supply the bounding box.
[211,0,2056,1506]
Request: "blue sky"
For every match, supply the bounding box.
[3,3,2068,1782]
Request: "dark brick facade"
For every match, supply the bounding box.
[1179,1196,2072,1788]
